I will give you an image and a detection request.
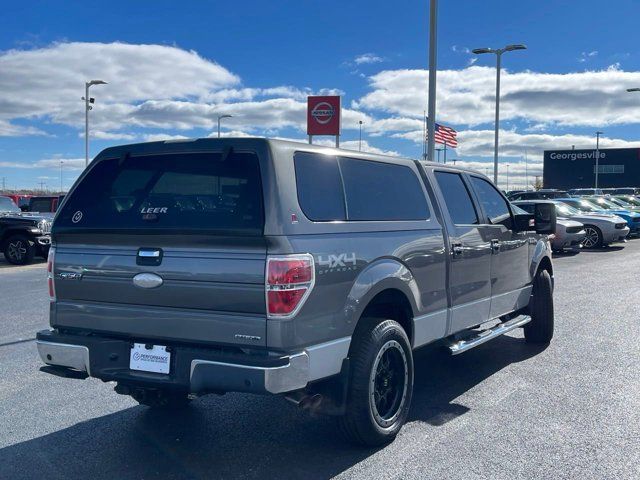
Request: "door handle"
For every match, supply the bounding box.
[490,239,501,254]
[451,243,464,256]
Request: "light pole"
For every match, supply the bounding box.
[524,148,528,190]
[595,131,603,190]
[506,163,510,191]
[472,44,527,184]
[358,120,363,152]
[217,114,232,138]
[83,80,107,167]
[60,160,63,193]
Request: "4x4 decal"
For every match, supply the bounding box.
[316,253,357,274]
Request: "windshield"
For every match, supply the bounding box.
[0,197,20,213]
[565,199,599,212]
[588,197,622,210]
[555,203,581,217]
[609,197,633,208]
[618,196,640,207]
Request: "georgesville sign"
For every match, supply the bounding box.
[307,96,341,136]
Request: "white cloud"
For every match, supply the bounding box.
[355,66,640,128]
[0,120,47,137]
[0,41,238,132]
[91,130,137,141]
[578,50,598,62]
[142,133,190,142]
[354,53,384,65]
[37,158,86,170]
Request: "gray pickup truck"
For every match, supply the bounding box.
[37,138,556,446]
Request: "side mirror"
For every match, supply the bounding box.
[534,203,557,234]
[513,212,534,232]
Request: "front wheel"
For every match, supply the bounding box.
[3,235,36,265]
[582,225,602,249]
[338,318,413,446]
[525,269,554,344]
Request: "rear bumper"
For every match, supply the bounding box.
[36,330,310,394]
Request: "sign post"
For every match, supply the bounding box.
[307,96,341,147]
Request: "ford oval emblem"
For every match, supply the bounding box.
[133,273,163,289]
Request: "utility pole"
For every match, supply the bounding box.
[426,0,438,163]
[1,177,5,192]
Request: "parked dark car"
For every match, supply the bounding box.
[28,195,65,213]
[0,196,52,264]
[508,189,569,201]
[37,138,556,446]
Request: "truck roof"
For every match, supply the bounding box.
[92,137,487,178]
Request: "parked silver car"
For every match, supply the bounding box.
[513,201,585,252]
[553,201,629,248]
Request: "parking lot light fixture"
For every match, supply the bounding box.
[627,88,640,92]
[84,80,107,168]
[472,44,527,185]
[217,114,233,138]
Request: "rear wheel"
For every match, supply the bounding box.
[525,269,554,344]
[582,225,602,248]
[3,235,36,265]
[338,318,413,446]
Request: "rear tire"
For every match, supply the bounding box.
[3,235,36,265]
[338,318,413,447]
[525,269,554,344]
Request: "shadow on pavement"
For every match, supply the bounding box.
[579,245,626,254]
[0,336,546,480]
[0,255,46,269]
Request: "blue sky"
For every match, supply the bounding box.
[1,0,640,190]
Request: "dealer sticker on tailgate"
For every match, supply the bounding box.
[130,343,170,374]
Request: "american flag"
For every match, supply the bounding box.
[434,123,458,148]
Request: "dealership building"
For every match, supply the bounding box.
[543,147,640,189]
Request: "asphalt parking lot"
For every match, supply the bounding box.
[0,244,638,480]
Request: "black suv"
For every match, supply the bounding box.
[0,196,52,264]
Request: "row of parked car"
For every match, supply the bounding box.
[506,188,640,252]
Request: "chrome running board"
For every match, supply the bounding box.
[448,315,531,355]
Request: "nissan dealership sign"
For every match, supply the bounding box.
[307,95,341,136]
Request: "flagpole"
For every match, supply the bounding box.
[444,141,447,164]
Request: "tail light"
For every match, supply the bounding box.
[266,254,315,318]
[47,247,56,301]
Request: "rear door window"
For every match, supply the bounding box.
[434,171,479,225]
[56,151,264,235]
[294,152,346,221]
[339,157,429,221]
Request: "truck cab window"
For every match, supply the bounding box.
[470,176,513,229]
[434,171,479,225]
